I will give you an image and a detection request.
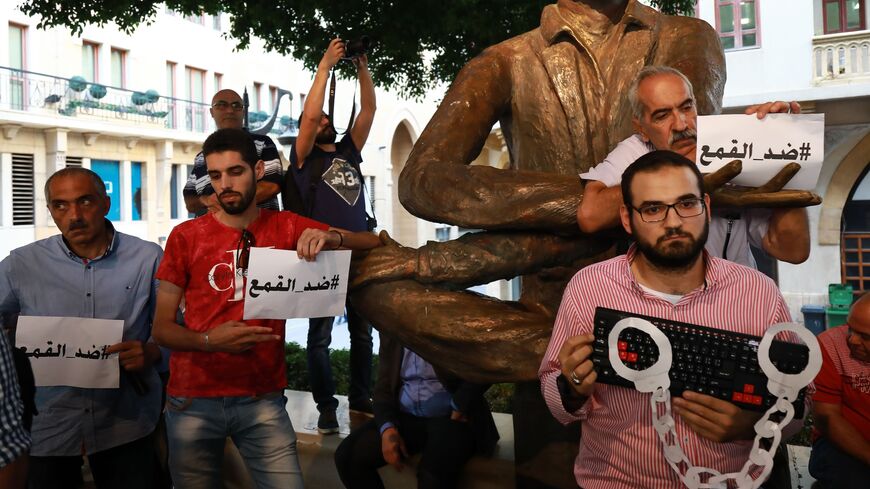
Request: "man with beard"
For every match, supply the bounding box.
[184,89,283,216]
[153,128,380,488]
[0,167,163,488]
[578,66,811,268]
[539,150,806,488]
[284,38,377,434]
[808,293,870,488]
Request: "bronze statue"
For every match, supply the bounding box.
[351,0,729,381]
[349,2,818,487]
[352,0,819,382]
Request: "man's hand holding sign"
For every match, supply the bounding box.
[698,104,823,209]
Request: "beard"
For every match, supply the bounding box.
[632,219,709,270]
[218,179,256,215]
[315,125,337,145]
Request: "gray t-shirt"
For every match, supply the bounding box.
[581,134,770,269]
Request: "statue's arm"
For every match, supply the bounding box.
[416,231,612,288]
[398,48,582,232]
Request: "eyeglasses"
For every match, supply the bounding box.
[630,197,706,223]
[235,229,255,273]
[212,101,244,111]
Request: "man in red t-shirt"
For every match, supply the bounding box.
[153,128,380,488]
[809,293,870,489]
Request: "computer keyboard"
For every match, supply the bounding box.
[591,307,809,417]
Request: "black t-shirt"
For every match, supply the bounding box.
[288,135,367,231]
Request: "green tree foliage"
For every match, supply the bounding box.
[20,0,694,98]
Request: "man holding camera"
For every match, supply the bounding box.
[285,38,377,433]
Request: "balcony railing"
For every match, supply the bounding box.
[0,66,215,133]
[812,30,870,85]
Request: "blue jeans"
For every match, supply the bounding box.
[165,392,303,489]
[808,436,870,489]
[307,303,373,411]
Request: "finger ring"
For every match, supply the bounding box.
[570,371,582,385]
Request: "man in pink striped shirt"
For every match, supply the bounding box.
[539,150,806,488]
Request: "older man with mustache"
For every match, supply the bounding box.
[578,65,812,267]
[0,167,163,488]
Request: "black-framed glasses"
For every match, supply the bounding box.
[630,198,705,223]
[212,100,244,111]
[235,229,255,272]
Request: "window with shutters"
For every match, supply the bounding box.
[12,153,34,226]
[842,234,870,297]
[65,156,83,168]
[716,0,760,50]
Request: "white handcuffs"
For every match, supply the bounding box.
[607,318,822,489]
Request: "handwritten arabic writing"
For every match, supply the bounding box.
[19,341,111,360]
[15,316,123,388]
[243,248,351,320]
[247,274,341,298]
[699,139,812,166]
[695,114,824,190]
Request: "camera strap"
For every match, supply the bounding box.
[329,69,357,136]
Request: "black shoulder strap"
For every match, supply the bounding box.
[304,155,327,217]
[282,149,327,217]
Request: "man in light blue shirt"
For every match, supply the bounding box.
[335,334,499,488]
[0,168,163,489]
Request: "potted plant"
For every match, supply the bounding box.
[131,91,149,105]
[89,83,107,99]
[69,76,87,92]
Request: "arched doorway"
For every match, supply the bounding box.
[841,163,870,297]
[390,121,419,246]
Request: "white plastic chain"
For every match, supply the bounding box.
[607,318,822,489]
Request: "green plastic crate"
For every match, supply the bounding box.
[828,284,854,310]
[826,308,849,329]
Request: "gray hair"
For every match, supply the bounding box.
[628,66,695,120]
[44,167,108,202]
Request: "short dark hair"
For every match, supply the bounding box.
[202,128,258,168]
[621,150,705,207]
[44,167,107,202]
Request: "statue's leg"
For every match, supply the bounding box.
[351,280,553,383]
[351,281,581,489]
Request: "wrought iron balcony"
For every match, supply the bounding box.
[0,66,215,133]
[812,30,870,85]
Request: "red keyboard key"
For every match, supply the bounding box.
[733,392,744,403]
[627,352,638,363]
[752,395,763,405]
[744,384,755,394]
[619,351,628,361]
[618,341,628,351]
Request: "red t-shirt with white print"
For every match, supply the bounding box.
[157,210,328,397]
[813,324,870,442]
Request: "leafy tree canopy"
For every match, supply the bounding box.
[19,0,695,98]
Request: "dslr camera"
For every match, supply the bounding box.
[342,36,371,60]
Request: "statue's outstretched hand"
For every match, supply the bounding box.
[350,231,418,290]
[703,160,821,209]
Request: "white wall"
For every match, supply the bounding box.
[698,0,816,102]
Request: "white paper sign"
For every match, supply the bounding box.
[696,113,824,190]
[243,248,351,320]
[15,316,123,388]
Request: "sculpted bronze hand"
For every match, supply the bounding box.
[705,160,822,208]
